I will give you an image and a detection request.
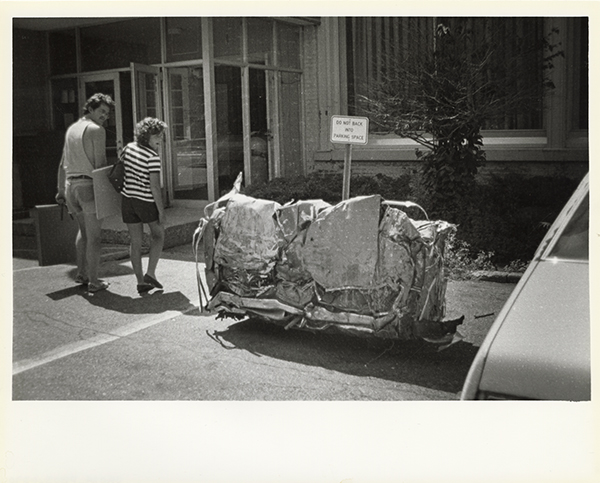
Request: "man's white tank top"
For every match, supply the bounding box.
[63,118,97,177]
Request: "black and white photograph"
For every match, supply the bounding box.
[4,2,597,482]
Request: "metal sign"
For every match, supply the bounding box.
[330,115,369,145]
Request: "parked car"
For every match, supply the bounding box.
[461,173,590,400]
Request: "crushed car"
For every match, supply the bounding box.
[193,176,464,347]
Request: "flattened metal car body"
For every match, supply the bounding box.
[194,185,461,345]
[461,173,590,400]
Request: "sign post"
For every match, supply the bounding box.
[330,115,369,200]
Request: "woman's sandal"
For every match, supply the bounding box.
[88,280,110,293]
[137,283,154,294]
[75,274,89,285]
[144,274,163,290]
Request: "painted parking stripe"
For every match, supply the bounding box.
[13,302,200,376]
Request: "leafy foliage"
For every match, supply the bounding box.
[444,232,496,280]
[246,171,412,206]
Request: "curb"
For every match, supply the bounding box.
[101,220,198,249]
[471,270,523,283]
[100,245,133,263]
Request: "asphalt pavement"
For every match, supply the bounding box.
[10,243,517,400]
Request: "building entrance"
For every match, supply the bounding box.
[166,64,275,200]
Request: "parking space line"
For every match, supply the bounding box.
[13,302,200,376]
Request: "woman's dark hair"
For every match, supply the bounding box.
[134,117,168,147]
[84,93,115,113]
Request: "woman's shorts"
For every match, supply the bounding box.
[122,195,159,224]
[65,178,96,215]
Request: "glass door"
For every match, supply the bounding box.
[80,72,123,164]
[248,68,271,185]
[215,65,244,193]
[130,63,168,202]
[278,71,303,177]
[167,66,208,200]
[131,63,162,123]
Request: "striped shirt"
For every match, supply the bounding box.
[121,142,161,203]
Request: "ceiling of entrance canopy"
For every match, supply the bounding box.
[13,17,320,32]
[13,18,137,31]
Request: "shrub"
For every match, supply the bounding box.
[446,174,581,265]
[245,171,341,205]
[245,171,412,205]
[444,232,496,280]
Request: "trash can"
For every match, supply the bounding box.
[32,204,78,266]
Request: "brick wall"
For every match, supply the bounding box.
[314,159,589,182]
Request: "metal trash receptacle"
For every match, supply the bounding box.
[32,204,78,266]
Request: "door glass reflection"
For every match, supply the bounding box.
[215,65,243,193]
[169,67,208,199]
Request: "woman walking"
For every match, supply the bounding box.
[121,118,168,294]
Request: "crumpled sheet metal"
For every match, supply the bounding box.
[213,194,282,272]
[302,195,382,289]
[197,191,457,342]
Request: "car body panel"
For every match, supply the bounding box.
[461,173,590,400]
[478,261,590,400]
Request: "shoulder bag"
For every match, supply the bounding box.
[108,151,125,193]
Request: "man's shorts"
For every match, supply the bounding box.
[65,178,96,215]
[122,195,159,224]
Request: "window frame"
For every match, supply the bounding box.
[340,16,588,155]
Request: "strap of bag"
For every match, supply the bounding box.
[192,219,210,314]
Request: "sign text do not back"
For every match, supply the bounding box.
[330,115,369,145]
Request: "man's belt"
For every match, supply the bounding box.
[68,175,92,180]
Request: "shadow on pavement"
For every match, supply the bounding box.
[86,290,198,315]
[209,318,479,395]
[161,244,197,263]
[46,284,197,316]
[46,284,88,301]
